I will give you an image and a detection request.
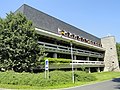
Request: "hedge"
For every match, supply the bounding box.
[0,71,97,87]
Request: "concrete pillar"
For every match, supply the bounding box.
[53,41,57,58]
[87,57,91,73]
[101,36,119,71]
[97,58,99,61]
[75,68,77,71]
[87,57,89,61]
[74,55,76,60]
[97,67,100,72]
[88,67,91,73]
[53,53,57,58]
[73,55,77,70]
[97,58,100,72]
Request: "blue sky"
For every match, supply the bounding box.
[0,0,120,42]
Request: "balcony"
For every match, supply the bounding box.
[36,28,105,52]
[38,41,104,58]
[70,60,104,67]
[48,60,104,69]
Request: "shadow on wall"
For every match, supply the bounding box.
[112,78,120,89]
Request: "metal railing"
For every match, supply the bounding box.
[70,60,104,66]
[38,41,104,58]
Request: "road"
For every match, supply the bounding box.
[63,78,120,90]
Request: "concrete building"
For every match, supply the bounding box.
[15,4,119,72]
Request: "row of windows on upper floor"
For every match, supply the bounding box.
[58,28,102,48]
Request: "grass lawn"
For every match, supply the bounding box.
[0,71,120,90]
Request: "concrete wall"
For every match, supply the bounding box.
[101,36,119,71]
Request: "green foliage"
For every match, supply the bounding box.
[0,12,44,72]
[0,71,96,87]
[116,43,120,64]
[0,72,120,90]
[74,71,96,82]
[42,57,71,65]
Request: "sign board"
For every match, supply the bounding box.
[45,59,49,70]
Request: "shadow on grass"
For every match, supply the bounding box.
[112,78,120,89]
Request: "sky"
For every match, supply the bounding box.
[0,0,120,42]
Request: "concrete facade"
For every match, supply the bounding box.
[101,36,119,71]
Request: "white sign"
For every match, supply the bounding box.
[45,59,49,70]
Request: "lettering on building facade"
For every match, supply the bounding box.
[58,28,102,47]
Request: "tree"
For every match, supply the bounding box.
[0,12,45,72]
[116,43,120,65]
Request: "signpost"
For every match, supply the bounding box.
[71,42,74,83]
[45,59,49,79]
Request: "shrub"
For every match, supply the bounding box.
[42,57,71,65]
[0,71,97,87]
[74,71,97,82]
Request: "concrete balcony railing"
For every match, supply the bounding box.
[70,60,104,67]
[49,60,104,69]
[38,41,104,58]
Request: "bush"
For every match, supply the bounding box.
[0,12,45,72]
[74,71,97,82]
[41,57,71,65]
[0,71,97,87]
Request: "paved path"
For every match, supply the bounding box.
[63,78,120,90]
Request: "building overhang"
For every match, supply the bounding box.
[35,28,105,52]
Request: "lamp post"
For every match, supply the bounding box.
[70,42,74,83]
